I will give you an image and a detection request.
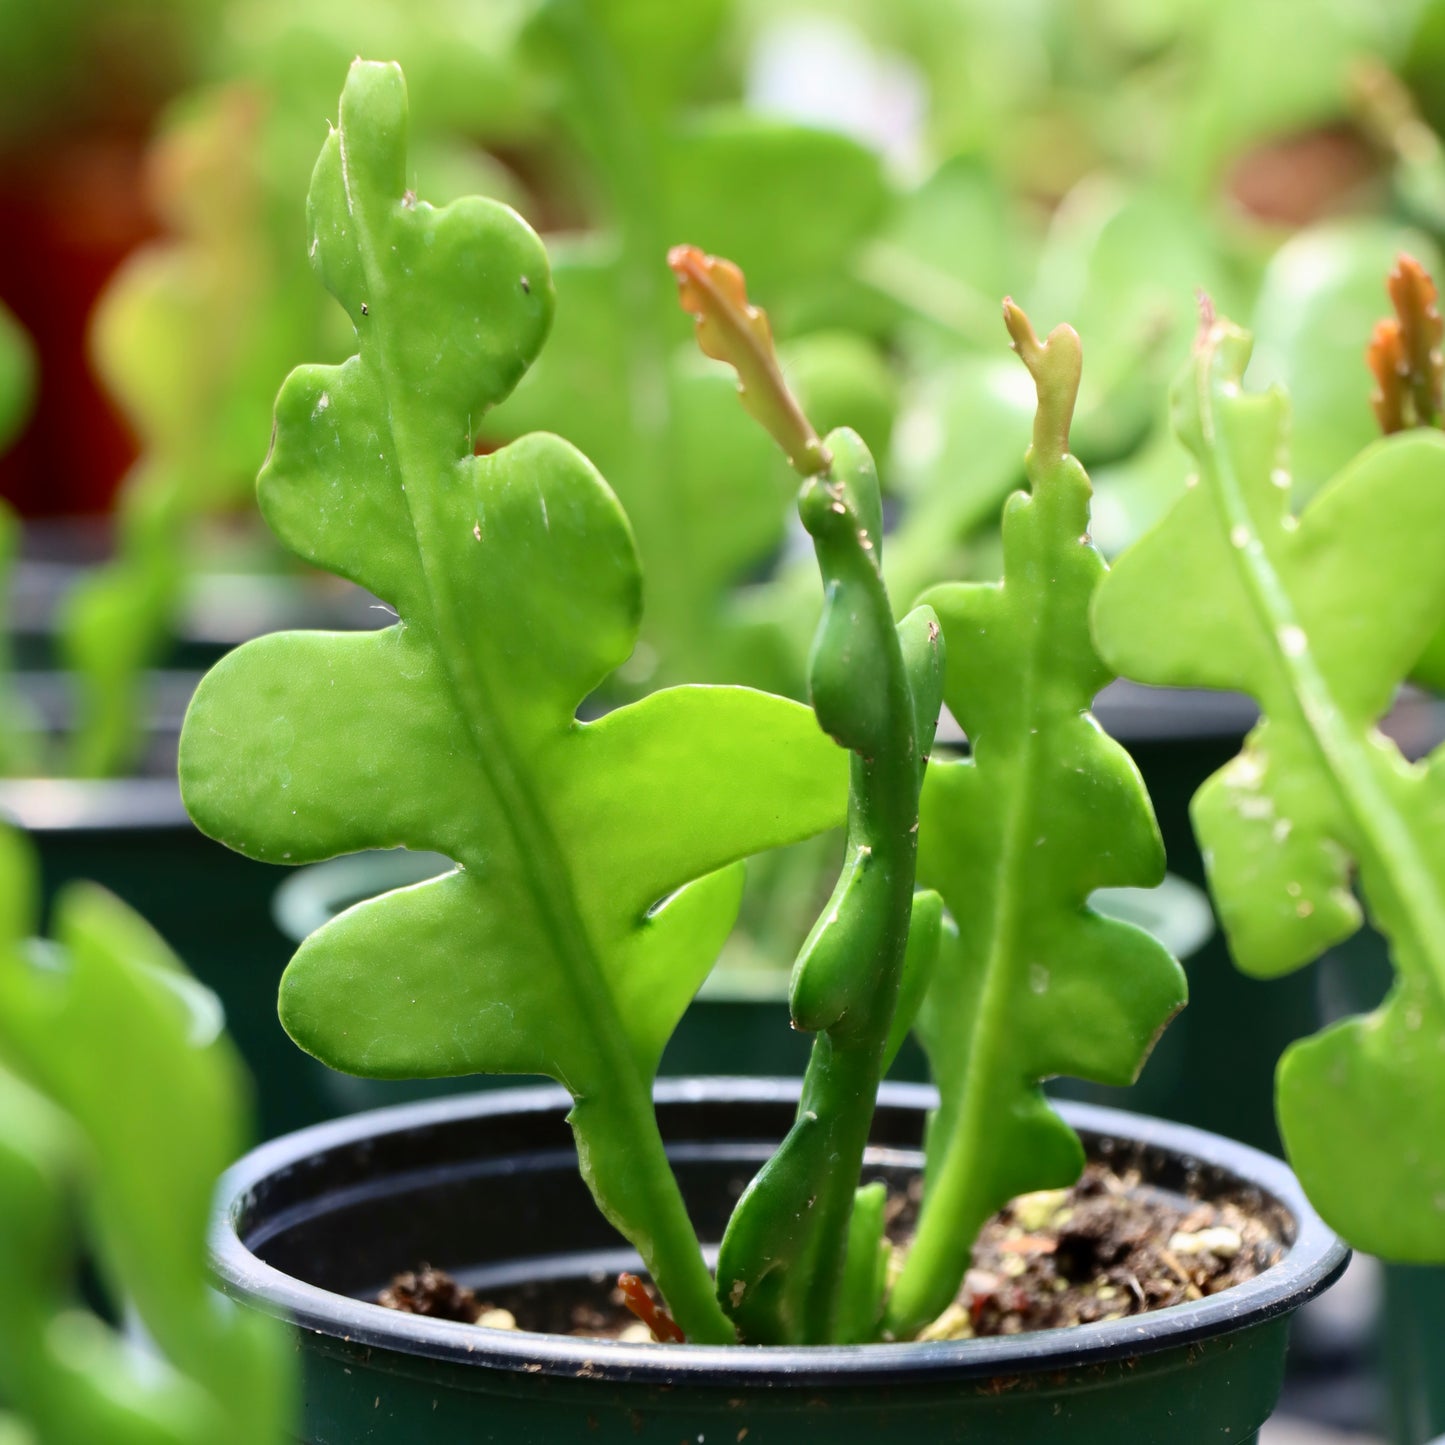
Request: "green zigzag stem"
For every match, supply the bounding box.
[883,455,1076,1339]
[338,129,731,1343]
[1191,336,1445,1017]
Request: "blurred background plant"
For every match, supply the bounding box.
[0,824,292,1442]
[6,0,1445,768]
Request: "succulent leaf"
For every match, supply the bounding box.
[1094,307,1445,1259]
[885,306,1185,1339]
[179,63,848,1341]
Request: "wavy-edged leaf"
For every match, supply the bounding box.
[179,62,847,1341]
[1093,312,1445,1260]
[885,312,1185,1339]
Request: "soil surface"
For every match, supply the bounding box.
[898,1161,1285,1340]
[378,1161,1287,1344]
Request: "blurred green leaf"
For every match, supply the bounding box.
[1095,312,1445,1260]
[0,831,291,1443]
[1028,178,1238,462]
[1249,219,1444,497]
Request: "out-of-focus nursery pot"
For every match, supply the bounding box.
[0,670,320,1138]
[273,850,1214,1099]
[212,1079,1346,1445]
[10,516,382,670]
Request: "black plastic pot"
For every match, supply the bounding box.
[213,1079,1347,1444]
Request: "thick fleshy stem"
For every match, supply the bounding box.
[670,246,942,1343]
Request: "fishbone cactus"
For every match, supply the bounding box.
[886,304,1187,1339]
[177,61,848,1343]
[1093,298,1445,1260]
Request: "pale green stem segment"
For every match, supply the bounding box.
[885,304,1183,1339]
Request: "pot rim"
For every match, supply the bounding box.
[211,1078,1348,1387]
[0,776,190,831]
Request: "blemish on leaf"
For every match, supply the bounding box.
[1278,625,1308,657]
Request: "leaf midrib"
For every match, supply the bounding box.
[331,129,734,1341]
[341,197,632,1097]
[1197,357,1445,1015]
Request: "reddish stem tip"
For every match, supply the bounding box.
[617,1272,686,1344]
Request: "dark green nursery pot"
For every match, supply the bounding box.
[212,1080,1347,1445]
[1384,1265,1445,1445]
